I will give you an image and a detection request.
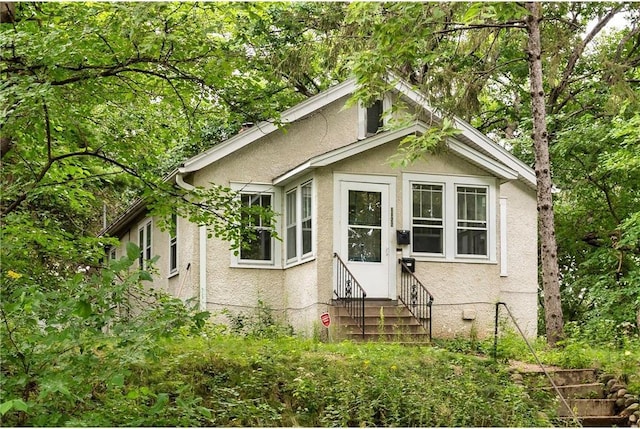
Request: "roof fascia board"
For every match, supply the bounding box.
[447,139,519,180]
[99,198,146,237]
[273,121,520,185]
[180,78,358,174]
[388,76,536,188]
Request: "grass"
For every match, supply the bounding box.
[67,331,558,427]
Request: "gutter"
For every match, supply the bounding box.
[176,172,208,312]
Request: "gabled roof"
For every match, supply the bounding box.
[273,121,519,186]
[178,75,536,189]
[102,75,535,238]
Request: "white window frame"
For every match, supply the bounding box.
[455,184,490,258]
[410,182,445,256]
[138,219,152,269]
[169,213,178,276]
[284,179,315,266]
[403,173,497,263]
[230,182,281,268]
[358,93,392,139]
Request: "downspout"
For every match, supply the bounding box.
[176,172,207,312]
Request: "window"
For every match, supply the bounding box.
[285,180,314,264]
[456,186,487,256]
[138,220,152,269]
[412,184,444,254]
[366,99,384,135]
[230,183,281,268]
[169,213,177,274]
[358,95,391,139]
[240,192,273,262]
[109,247,117,261]
[404,173,496,262]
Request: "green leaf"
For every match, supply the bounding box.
[126,242,140,261]
[74,300,92,318]
[0,401,14,416]
[150,393,169,414]
[110,373,125,387]
[12,399,28,412]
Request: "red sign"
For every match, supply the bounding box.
[320,312,331,327]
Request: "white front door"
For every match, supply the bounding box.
[336,175,395,299]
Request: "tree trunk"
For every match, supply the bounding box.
[525,2,564,346]
[1,2,15,23]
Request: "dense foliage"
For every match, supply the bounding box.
[1,329,559,427]
[0,244,210,425]
[1,3,639,424]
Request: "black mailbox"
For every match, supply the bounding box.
[401,257,416,273]
[396,230,410,245]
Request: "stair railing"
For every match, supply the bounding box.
[333,253,366,338]
[398,259,434,341]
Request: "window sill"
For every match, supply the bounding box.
[231,261,282,270]
[168,270,179,279]
[284,255,316,269]
[411,255,497,264]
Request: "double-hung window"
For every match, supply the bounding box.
[405,174,496,262]
[231,183,280,268]
[138,220,152,269]
[240,192,273,262]
[456,186,488,256]
[169,213,178,274]
[412,183,444,255]
[285,180,314,264]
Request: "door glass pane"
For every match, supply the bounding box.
[348,227,382,262]
[348,190,381,226]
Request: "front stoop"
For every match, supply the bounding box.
[331,300,430,343]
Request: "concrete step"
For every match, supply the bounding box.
[339,323,426,335]
[551,369,599,386]
[332,303,430,342]
[334,306,415,318]
[558,398,617,417]
[336,314,422,326]
[521,368,599,386]
[574,415,629,427]
[343,332,431,343]
[549,382,605,399]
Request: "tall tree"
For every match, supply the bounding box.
[524,1,564,345]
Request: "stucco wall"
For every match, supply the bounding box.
[113,215,196,299]
[498,180,539,337]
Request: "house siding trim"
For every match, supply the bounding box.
[388,74,536,188]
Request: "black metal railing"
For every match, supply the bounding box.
[398,260,434,341]
[333,253,366,338]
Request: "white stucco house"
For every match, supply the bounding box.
[101,76,538,340]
